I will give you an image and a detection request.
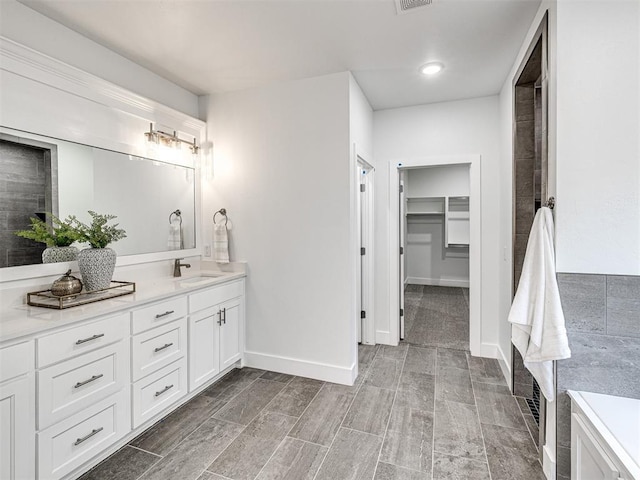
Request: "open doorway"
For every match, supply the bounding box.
[389,155,482,355]
[401,165,471,349]
[511,13,549,463]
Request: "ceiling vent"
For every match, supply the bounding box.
[395,0,433,15]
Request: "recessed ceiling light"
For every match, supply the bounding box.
[420,62,444,75]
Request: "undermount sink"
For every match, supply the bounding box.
[178,273,226,286]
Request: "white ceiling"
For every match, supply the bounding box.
[19,0,541,110]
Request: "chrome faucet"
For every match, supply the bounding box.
[173,258,191,277]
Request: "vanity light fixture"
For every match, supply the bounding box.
[420,62,444,76]
[144,123,199,154]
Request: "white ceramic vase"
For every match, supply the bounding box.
[77,247,117,292]
[42,246,78,264]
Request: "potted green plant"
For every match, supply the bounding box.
[14,214,82,263]
[72,211,127,291]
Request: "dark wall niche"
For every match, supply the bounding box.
[0,135,57,267]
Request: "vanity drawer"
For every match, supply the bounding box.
[132,357,187,428]
[37,313,129,368]
[132,317,187,382]
[0,341,34,382]
[38,340,129,430]
[38,389,130,480]
[189,280,244,313]
[132,296,187,334]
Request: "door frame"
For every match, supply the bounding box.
[388,155,482,355]
[356,148,375,345]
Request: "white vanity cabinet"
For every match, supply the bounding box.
[36,313,131,480]
[0,341,35,480]
[0,273,245,479]
[188,280,244,391]
[131,297,189,428]
[569,391,639,480]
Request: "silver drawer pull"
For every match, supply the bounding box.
[75,333,105,345]
[154,342,174,353]
[74,374,104,389]
[155,310,175,319]
[155,384,174,397]
[74,427,103,446]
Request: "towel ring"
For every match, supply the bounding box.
[213,208,228,226]
[169,209,182,225]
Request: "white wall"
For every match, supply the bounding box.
[0,0,199,117]
[555,0,640,275]
[373,96,501,351]
[201,72,357,384]
[349,74,374,354]
[406,165,470,198]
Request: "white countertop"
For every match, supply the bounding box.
[569,390,640,479]
[0,270,245,344]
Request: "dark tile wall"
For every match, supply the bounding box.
[512,85,536,398]
[556,273,640,479]
[0,140,49,267]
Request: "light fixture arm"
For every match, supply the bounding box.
[145,123,199,154]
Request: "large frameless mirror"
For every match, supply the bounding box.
[0,126,196,268]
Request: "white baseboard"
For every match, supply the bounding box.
[496,344,512,390]
[406,276,470,288]
[477,343,498,358]
[243,350,356,386]
[543,444,556,480]
[375,330,393,345]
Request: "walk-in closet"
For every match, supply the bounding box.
[401,164,470,350]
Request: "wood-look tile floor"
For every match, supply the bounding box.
[79,344,544,480]
[403,285,470,351]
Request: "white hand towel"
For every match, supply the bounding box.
[168,218,182,250]
[213,223,230,264]
[508,206,571,402]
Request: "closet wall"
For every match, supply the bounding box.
[405,165,470,287]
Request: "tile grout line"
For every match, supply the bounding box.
[248,412,309,480]
[126,444,163,458]
[133,455,164,480]
[430,347,438,480]
[371,344,409,479]
[311,344,389,480]
[468,351,494,480]
[249,379,328,480]
[135,370,264,478]
[205,385,296,479]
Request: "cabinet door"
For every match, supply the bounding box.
[188,307,220,391]
[219,297,243,370]
[572,413,621,480]
[0,374,35,480]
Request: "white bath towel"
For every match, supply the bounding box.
[168,218,182,250]
[213,223,229,264]
[508,206,571,402]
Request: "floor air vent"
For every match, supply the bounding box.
[395,0,433,15]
